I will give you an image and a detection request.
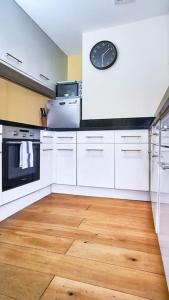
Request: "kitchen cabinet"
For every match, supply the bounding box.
[77,130,114,144]
[55,144,76,185]
[150,144,160,232]
[115,130,148,144]
[77,144,115,188]
[0,0,67,91]
[158,147,169,290]
[40,131,55,187]
[0,127,2,204]
[56,132,77,144]
[115,144,149,191]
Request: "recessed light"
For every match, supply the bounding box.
[114,0,136,5]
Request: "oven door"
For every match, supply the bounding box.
[2,139,40,191]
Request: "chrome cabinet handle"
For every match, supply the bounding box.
[121,135,141,138]
[57,137,74,139]
[160,162,169,170]
[86,136,104,138]
[86,149,104,152]
[43,149,53,151]
[152,154,159,158]
[43,136,54,139]
[6,52,22,64]
[57,149,73,151]
[40,74,50,81]
[161,126,169,132]
[121,149,142,152]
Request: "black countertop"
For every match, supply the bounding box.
[0,117,154,131]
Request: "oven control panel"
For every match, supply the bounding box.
[2,126,40,140]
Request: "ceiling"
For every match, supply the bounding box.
[15,0,169,55]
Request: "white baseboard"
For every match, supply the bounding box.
[0,186,51,222]
[52,184,150,201]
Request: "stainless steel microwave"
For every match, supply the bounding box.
[56,81,82,98]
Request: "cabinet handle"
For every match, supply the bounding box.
[160,162,169,170]
[6,52,22,64]
[161,126,169,132]
[40,74,50,81]
[86,136,104,139]
[152,154,158,158]
[57,137,74,139]
[57,149,74,151]
[121,136,141,138]
[43,136,54,139]
[43,149,53,151]
[86,149,104,152]
[121,149,142,152]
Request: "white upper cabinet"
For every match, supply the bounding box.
[115,143,149,191]
[0,0,67,91]
[77,143,115,188]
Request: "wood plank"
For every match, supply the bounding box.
[0,295,15,300]
[94,232,160,255]
[41,276,149,300]
[0,228,73,254]
[0,263,53,300]
[67,240,164,274]
[0,243,168,300]
[47,193,151,209]
[12,210,83,227]
[79,217,155,236]
[24,206,154,232]
[0,219,97,242]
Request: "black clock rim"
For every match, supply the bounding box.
[90,40,118,70]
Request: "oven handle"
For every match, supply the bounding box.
[5,141,41,144]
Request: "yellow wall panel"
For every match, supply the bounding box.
[0,78,49,126]
[67,54,82,81]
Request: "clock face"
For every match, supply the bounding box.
[90,41,118,70]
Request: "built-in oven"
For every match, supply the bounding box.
[2,126,40,191]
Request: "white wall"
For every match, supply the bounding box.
[82,15,169,120]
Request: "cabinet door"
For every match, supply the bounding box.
[115,144,149,191]
[158,148,169,290]
[77,144,114,188]
[55,144,76,185]
[150,144,160,232]
[40,145,54,187]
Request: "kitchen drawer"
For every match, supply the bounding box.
[77,131,114,144]
[0,125,2,135]
[55,132,76,143]
[41,142,54,151]
[115,143,149,191]
[40,131,55,144]
[115,130,148,144]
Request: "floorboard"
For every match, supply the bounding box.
[0,193,168,300]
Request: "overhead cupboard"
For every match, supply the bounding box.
[0,0,67,93]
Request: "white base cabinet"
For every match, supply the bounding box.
[55,144,76,185]
[77,144,115,188]
[115,144,149,191]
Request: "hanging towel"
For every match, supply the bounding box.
[20,141,29,169]
[27,141,34,168]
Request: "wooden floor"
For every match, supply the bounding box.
[0,194,168,300]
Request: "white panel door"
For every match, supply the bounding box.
[40,145,54,187]
[55,144,76,185]
[150,144,160,232]
[158,147,169,290]
[77,144,114,188]
[115,144,149,191]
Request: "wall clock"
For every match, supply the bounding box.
[90,41,118,70]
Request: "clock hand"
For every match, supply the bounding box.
[101,48,111,66]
